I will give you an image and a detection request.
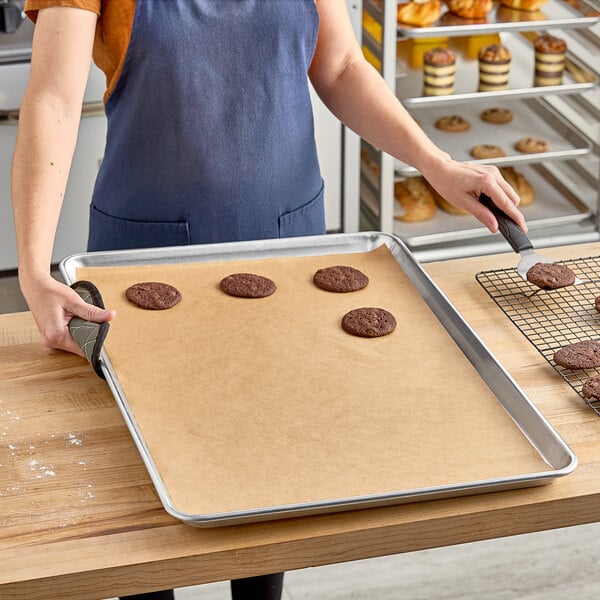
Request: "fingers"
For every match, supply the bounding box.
[21,276,115,357]
[67,294,116,324]
[39,320,87,357]
[425,161,529,235]
[479,169,528,234]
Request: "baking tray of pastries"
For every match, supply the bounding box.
[59,232,576,526]
[360,161,593,246]
[396,97,593,176]
[395,31,597,105]
[366,0,600,39]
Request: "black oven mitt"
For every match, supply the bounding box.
[68,280,110,379]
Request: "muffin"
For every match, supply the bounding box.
[478,43,511,92]
[534,35,567,86]
[423,47,456,96]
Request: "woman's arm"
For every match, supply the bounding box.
[310,0,526,233]
[12,7,114,355]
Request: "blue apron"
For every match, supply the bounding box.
[88,0,326,252]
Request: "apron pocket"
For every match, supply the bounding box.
[278,181,326,238]
[88,205,190,252]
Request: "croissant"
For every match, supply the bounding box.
[397,0,442,27]
[500,0,548,11]
[447,0,492,19]
[394,178,437,222]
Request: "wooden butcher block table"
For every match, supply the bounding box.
[2,241,600,600]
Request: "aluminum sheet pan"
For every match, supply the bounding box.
[396,32,597,106]
[361,163,593,246]
[375,0,600,39]
[60,233,576,527]
[395,97,593,176]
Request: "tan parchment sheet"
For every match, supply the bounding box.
[77,245,548,516]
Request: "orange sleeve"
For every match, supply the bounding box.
[24,0,101,21]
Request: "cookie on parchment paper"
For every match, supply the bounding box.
[125,282,182,310]
[220,273,276,298]
[341,307,397,338]
[313,266,369,293]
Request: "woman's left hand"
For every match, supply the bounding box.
[421,157,527,234]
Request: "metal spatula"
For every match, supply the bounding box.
[479,193,581,283]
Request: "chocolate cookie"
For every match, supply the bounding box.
[220,273,276,298]
[582,375,600,400]
[434,115,471,132]
[313,265,369,293]
[480,107,513,124]
[341,307,396,338]
[554,340,600,370]
[125,282,182,310]
[515,137,549,153]
[526,262,576,289]
[470,144,506,159]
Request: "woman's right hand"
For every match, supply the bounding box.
[20,274,116,357]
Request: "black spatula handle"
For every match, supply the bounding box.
[479,193,533,254]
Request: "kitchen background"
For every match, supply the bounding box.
[2,0,600,598]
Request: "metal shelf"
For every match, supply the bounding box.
[364,0,600,39]
[359,0,600,248]
[397,32,597,106]
[395,97,594,176]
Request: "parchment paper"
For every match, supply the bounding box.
[77,245,548,516]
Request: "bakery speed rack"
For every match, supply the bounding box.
[359,0,600,259]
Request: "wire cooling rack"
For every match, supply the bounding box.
[476,255,600,416]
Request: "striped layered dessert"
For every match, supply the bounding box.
[478,44,511,92]
[422,47,456,96]
[534,35,567,86]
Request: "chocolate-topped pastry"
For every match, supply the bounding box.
[125,282,182,310]
[341,307,397,338]
[478,44,511,92]
[422,47,456,97]
[313,266,369,293]
[526,262,576,289]
[220,273,276,298]
[554,340,600,370]
[534,34,567,86]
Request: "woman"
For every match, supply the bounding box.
[12,1,526,599]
